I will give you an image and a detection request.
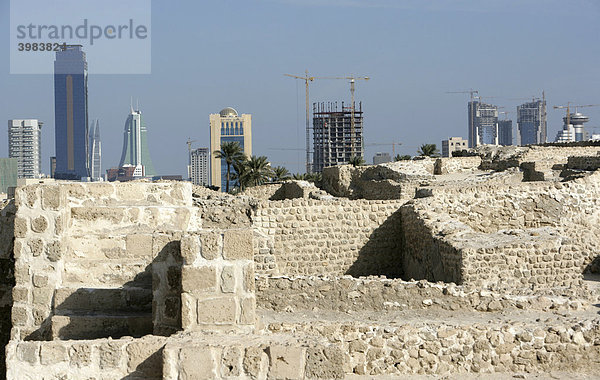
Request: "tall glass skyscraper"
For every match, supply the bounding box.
[118,106,156,178]
[468,101,499,147]
[517,99,547,145]
[54,45,89,180]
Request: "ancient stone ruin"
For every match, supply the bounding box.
[1,143,600,379]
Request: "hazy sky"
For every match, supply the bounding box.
[1,0,599,175]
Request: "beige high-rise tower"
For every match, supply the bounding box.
[209,107,252,191]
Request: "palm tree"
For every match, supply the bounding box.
[272,166,291,182]
[214,142,245,193]
[417,144,439,157]
[349,156,365,167]
[232,156,249,191]
[293,173,306,180]
[394,154,412,161]
[243,156,273,187]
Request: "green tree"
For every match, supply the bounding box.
[348,155,365,167]
[272,166,291,182]
[214,141,245,193]
[394,154,412,161]
[293,173,306,180]
[231,156,249,191]
[417,144,440,157]
[242,155,273,187]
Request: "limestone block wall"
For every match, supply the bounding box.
[567,156,600,171]
[252,199,405,277]
[272,319,600,376]
[6,335,166,380]
[434,157,482,175]
[416,174,600,273]
[175,230,256,332]
[10,182,198,341]
[256,275,591,314]
[0,200,16,377]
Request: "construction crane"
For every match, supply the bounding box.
[446,89,479,101]
[284,70,318,174]
[365,142,402,156]
[553,103,600,126]
[319,75,370,158]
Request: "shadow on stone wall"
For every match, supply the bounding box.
[0,200,15,380]
[345,209,404,278]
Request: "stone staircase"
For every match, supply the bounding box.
[51,286,153,340]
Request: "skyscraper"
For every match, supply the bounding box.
[8,119,42,178]
[209,107,252,191]
[54,45,89,180]
[498,120,513,146]
[118,106,156,178]
[313,101,364,173]
[190,147,210,186]
[555,112,590,143]
[468,101,498,147]
[517,99,547,145]
[89,120,102,181]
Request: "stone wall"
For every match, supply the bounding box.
[567,155,600,171]
[270,319,600,376]
[6,335,166,380]
[434,157,482,175]
[10,182,198,341]
[256,275,591,314]
[0,200,16,378]
[253,199,405,277]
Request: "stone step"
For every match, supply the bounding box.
[53,287,152,314]
[51,313,153,340]
[61,259,152,288]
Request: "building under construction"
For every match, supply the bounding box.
[517,99,547,145]
[468,101,499,147]
[312,101,363,173]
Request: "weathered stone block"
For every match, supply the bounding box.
[40,342,68,365]
[200,232,220,260]
[42,186,62,210]
[12,287,29,303]
[13,217,28,238]
[178,346,218,379]
[223,230,253,260]
[11,306,28,326]
[244,346,268,379]
[197,297,236,324]
[126,234,153,258]
[27,238,44,257]
[220,266,235,293]
[180,235,200,264]
[46,240,63,262]
[69,343,92,367]
[32,274,48,288]
[127,336,165,377]
[268,345,306,380]
[181,293,196,330]
[243,264,255,292]
[99,342,124,369]
[182,266,216,293]
[17,342,39,364]
[305,346,345,379]
[239,296,255,325]
[30,215,48,233]
[221,346,242,377]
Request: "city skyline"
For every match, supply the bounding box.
[1,0,599,176]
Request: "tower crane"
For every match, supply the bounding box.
[553,103,600,126]
[365,142,402,156]
[284,70,319,174]
[446,89,479,101]
[319,75,370,158]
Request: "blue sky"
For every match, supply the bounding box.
[1,0,599,175]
